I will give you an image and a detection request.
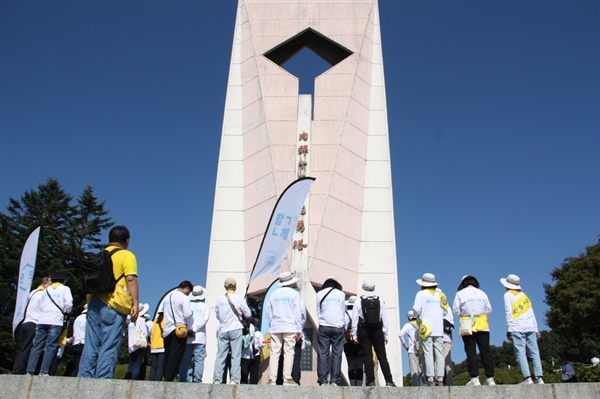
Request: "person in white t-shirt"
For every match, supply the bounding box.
[26,270,73,376]
[162,281,193,381]
[12,276,51,374]
[125,303,150,380]
[453,274,494,386]
[412,273,447,386]
[213,277,251,384]
[63,304,87,376]
[501,274,544,385]
[179,285,210,383]
[316,276,346,386]
[399,310,421,386]
[267,272,303,386]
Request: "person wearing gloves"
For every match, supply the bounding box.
[453,274,495,386]
[501,274,544,385]
[351,280,396,387]
[162,281,193,381]
[125,303,150,380]
[267,271,304,386]
[399,310,421,386]
[179,285,210,383]
[213,277,251,385]
[26,270,73,376]
[316,276,346,386]
[412,273,448,387]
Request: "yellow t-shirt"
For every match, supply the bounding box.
[95,245,137,315]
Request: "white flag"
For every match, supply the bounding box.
[12,226,41,338]
[248,177,315,285]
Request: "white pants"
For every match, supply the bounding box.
[269,333,297,381]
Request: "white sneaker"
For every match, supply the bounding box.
[283,379,298,386]
[466,377,481,386]
[534,377,544,385]
[484,377,496,386]
[267,379,276,385]
[330,383,338,386]
[520,377,533,385]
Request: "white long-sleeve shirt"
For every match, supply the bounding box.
[215,292,251,334]
[38,283,73,326]
[72,313,87,345]
[23,288,46,324]
[351,295,389,341]
[412,289,445,337]
[399,321,419,354]
[267,286,303,333]
[162,290,192,337]
[452,286,492,317]
[187,300,210,344]
[503,290,538,333]
[316,287,346,328]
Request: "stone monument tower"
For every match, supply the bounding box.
[203,0,401,385]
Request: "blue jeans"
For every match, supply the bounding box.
[78,296,127,378]
[317,325,345,384]
[125,348,146,380]
[213,329,242,383]
[26,324,62,374]
[512,331,543,378]
[180,343,206,382]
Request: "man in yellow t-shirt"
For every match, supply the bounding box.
[78,225,139,379]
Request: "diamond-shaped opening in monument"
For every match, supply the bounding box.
[264,28,353,102]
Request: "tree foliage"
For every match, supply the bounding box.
[0,178,113,373]
[544,240,600,363]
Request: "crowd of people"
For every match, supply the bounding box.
[12,225,562,387]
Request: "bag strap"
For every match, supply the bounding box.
[168,293,180,325]
[225,293,242,320]
[21,288,42,322]
[319,287,335,308]
[108,248,125,283]
[46,287,67,316]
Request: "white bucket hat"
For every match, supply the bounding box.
[190,285,206,301]
[406,310,417,320]
[345,295,357,306]
[138,303,150,318]
[500,274,521,290]
[416,273,438,287]
[361,280,376,294]
[279,271,299,287]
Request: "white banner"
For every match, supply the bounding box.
[248,177,315,285]
[12,226,41,338]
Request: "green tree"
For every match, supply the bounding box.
[0,178,113,373]
[544,240,600,363]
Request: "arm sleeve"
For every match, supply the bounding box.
[182,296,192,320]
[198,305,210,330]
[503,293,513,332]
[483,292,492,315]
[64,288,73,314]
[380,299,388,341]
[412,293,422,317]
[240,297,252,318]
[452,293,461,316]
[351,300,360,338]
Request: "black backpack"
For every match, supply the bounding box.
[80,248,123,294]
[361,296,382,328]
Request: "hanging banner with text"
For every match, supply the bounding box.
[247,177,315,288]
[12,226,41,339]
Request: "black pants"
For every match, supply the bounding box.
[12,322,36,374]
[241,354,260,384]
[462,331,494,378]
[163,332,187,381]
[63,344,84,376]
[357,326,393,384]
[149,353,164,381]
[344,341,365,385]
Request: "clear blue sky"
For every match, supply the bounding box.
[1,0,599,370]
